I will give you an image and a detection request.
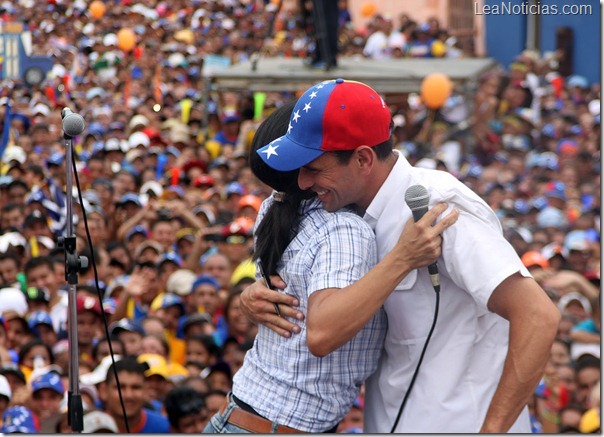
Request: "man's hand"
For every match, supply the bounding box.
[395,203,459,270]
[240,279,304,338]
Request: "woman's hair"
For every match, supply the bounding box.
[18,339,54,367]
[249,101,313,275]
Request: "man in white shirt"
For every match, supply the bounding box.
[244,79,560,433]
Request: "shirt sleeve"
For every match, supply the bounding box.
[441,202,530,312]
[306,213,377,295]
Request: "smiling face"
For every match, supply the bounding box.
[297,151,364,212]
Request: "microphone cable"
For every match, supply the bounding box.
[389,281,440,433]
[68,144,131,433]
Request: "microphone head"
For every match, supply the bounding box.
[405,184,430,211]
[62,113,85,137]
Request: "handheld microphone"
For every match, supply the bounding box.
[404,185,440,288]
[61,108,85,137]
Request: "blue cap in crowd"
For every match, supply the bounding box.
[31,371,64,396]
[192,274,220,292]
[110,318,145,337]
[125,225,147,242]
[158,293,185,314]
[116,193,142,207]
[2,406,37,433]
[157,252,183,268]
[27,311,54,333]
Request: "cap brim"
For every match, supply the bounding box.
[257,134,325,172]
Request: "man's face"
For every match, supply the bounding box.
[152,222,176,251]
[2,208,23,229]
[177,410,209,433]
[185,339,212,367]
[31,389,63,420]
[104,371,145,420]
[576,366,600,406]
[118,331,144,356]
[193,285,218,315]
[77,311,100,346]
[297,152,361,212]
[26,265,58,296]
[0,259,19,285]
[201,257,231,289]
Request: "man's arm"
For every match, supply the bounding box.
[480,273,561,433]
[240,203,459,343]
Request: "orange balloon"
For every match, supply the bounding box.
[360,2,377,18]
[117,28,136,52]
[420,73,453,109]
[89,0,106,19]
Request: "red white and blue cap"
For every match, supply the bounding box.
[257,78,391,171]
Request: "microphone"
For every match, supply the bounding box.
[61,108,85,137]
[405,185,440,289]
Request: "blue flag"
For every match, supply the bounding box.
[0,101,11,160]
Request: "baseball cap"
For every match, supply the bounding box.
[222,217,254,238]
[237,194,262,213]
[25,286,50,304]
[138,353,169,379]
[166,269,197,296]
[31,371,64,395]
[116,193,142,207]
[150,293,185,314]
[0,287,28,319]
[520,251,549,269]
[27,311,54,332]
[225,181,245,197]
[125,225,148,242]
[129,114,150,130]
[0,374,11,401]
[192,274,220,292]
[2,406,37,433]
[192,174,215,188]
[83,411,119,433]
[257,78,391,171]
[157,252,183,268]
[110,318,145,337]
[564,230,590,253]
[181,312,213,333]
[140,180,163,197]
[76,295,102,317]
[0,363,26,384]
[80,355,122,386]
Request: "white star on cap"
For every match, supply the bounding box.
[309,91,318,99]
[261,143,279,159]
[303,102,312,112]
[287,122,293,134]
[292,110,301,122]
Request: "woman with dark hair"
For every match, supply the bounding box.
[203,102,387,433]
[18,339,54,380]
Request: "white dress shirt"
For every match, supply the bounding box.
[363,152,532,433]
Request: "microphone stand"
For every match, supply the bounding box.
[57,129,88,433]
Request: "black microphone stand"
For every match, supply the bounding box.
[57,112,88,433]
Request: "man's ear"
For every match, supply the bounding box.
[354,146,376,173]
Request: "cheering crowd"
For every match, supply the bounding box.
[0,0,600,433]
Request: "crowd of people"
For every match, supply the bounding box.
[0,0,599,433]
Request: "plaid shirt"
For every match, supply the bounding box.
[233,196,387,432]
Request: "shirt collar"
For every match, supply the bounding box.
[363,151,413,230]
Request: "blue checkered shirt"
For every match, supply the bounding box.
[233,196,387,432]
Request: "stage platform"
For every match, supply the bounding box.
[203,56,500,95]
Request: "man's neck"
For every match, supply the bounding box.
[113,410,143,433]
[358,151,399,213]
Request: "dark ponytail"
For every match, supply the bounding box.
[249,101,312,275]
